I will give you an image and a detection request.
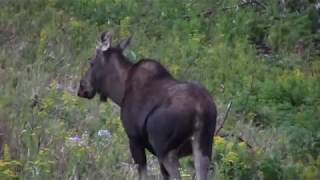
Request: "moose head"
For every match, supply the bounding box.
[77,32,132,104]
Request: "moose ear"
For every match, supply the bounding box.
[118,37,132,51]
[100,32,112,51]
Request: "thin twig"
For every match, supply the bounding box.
[252,0,267,9]
[237,135,254,149]
[215,101,232,135]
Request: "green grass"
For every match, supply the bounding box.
[0,0,319,179]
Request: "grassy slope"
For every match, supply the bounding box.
[0,0,319,179]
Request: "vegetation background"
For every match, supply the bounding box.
[0,0,319,179]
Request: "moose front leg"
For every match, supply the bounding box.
[129,139,148,180]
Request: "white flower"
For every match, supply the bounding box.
[97,129,112,139]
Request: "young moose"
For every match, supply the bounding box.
[78,32,217,180]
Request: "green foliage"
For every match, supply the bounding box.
[0,160,21,180]
[0,145,21,179]
[0,0,319,179]
[214,136,257,179]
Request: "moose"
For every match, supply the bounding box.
[78,32,217,180]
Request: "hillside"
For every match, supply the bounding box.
[0,0,320,179]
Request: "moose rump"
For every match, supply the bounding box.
[78,32,217,180]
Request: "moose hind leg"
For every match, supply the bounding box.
[129,140,148,180]
[159,163,169,180]
[159,150,181,180]
[192,129,213,180]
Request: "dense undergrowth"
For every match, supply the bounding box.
[0,0,319,179]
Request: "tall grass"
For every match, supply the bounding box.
[0,0,319,179]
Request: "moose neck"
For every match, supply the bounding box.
[103,51,132,106]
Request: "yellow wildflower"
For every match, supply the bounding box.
[214,136,225,146]
[224,151,239,163]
